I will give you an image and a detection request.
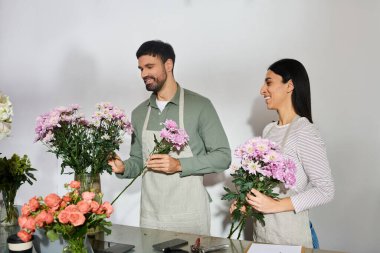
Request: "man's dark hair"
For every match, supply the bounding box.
[136,40,175,65]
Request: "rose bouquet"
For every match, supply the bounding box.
[0,91,13,140]
[111,119,189,204]
[35,102,133,176]
[17,180,113,253]
[222,137,296,239]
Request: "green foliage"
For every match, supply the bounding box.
[48,122,90,175]
[50,120,123,176]
[46,230,59,241]
[152,134,172,154]
[222,167,280,239]
[38,106,129,176]
[89,118,125,175]
[0,154,36,192]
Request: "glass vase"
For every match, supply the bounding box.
[0,189,19,227]
[62,236,87,253]
[74,173,101,235]
[74,173,101,194]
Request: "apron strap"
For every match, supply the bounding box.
[143,87,185,131]
[143,106,151,131]
[179,88,185,129]
[264,115,299,152]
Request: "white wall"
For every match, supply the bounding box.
[1,1,379,252]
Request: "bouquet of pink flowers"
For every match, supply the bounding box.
[17,181,113,252]
[111,119,189,204]
[152,119,189,153]
[35,102,133,175]
[222,137,296,239]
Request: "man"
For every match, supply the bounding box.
[109,40,231,235]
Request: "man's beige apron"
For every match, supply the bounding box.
[140,88,210,235]
[254,116,313,247]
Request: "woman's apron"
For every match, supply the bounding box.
[140,88,210,235]
[254,116,313,247]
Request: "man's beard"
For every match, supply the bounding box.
[144,74,167,93]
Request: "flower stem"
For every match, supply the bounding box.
[228,216,245,239]
[111,168,144,205]
[237,218,246,239]
[228,221,235,239]
[1,189,18,224]
[111,144,164,206]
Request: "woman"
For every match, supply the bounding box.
[234,59,334,247]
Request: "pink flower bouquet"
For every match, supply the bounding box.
[111,119,189,204]
[153,119,189,153]
[17,181,113,252]
[222,137,296,239]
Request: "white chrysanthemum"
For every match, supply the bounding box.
[247,161,261,174]
[229,164,240,173]
[101,134,110,140]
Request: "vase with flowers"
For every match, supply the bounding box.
[0,91,37,227]
[34,102,133,193]
[17,180,113,253]
[0,154,36,226]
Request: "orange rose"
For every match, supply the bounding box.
[17,230,32,243]
[68,211,85,226]
[96,202,113,218]
[62,194,71,203]
[44,193,61,210]
[102,202,113,218]
[65,204,79,212]
[18,216,36,232]
[81,192,95,202]
[90,201,100,212]
[28,197,40,212]
[21,204,31,216]
[60,201,67,209]
[18,216,28,228]
[58,210,69,224]
[69,180,81,189]
[77,200,91,214]
[35,210,48,227]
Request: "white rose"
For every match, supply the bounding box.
[0,92,13,122]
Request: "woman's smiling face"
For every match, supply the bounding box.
[260,70,293,111]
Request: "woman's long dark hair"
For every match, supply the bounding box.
[268,59,313,123]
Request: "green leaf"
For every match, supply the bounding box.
[46,230,59,242]
[222,192,238,201]
[102,225,112,235]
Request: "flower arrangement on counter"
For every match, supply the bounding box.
[0,154,36,226]
[34,102,133,176]
[17,180,113,253]
[0,91,37,226]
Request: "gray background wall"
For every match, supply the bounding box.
[1,1,379,252]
